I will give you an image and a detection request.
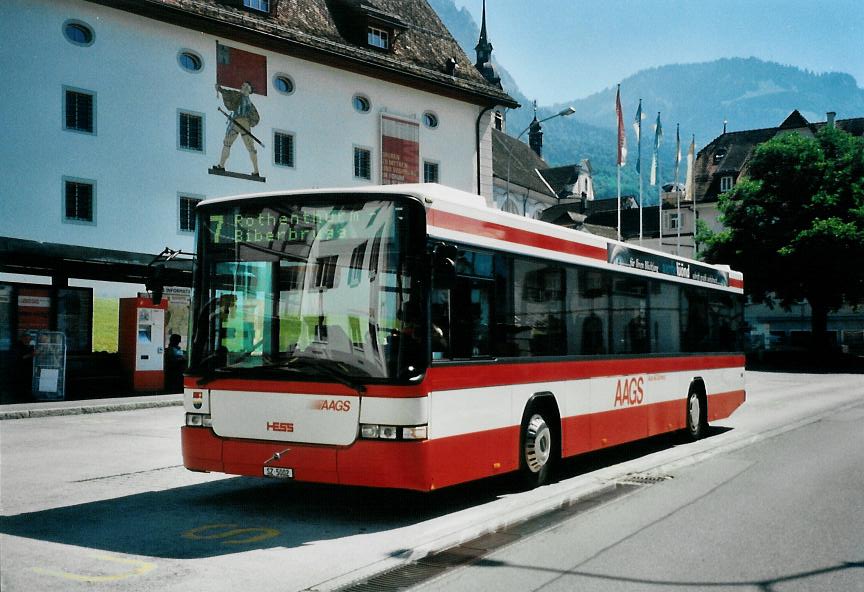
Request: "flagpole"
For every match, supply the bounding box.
[686,134,696,255]
[655,112,662,250]
[615,84,626,242]
[617,165,622,241]
[675,123,681,255]
[637,99,643,243]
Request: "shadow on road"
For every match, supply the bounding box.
[0,427,730,559]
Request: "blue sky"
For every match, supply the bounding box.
[454,0,864,104]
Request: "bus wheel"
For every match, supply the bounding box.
[686,389,707,441]
[520,412,554,488]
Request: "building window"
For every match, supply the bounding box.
[243,0,270,12]
[367,27,389,49]
[64,88,95,134]
[354,146,372,180]
[720,175,734,192]
[274,131,295,167]
[179,195,202,233]
[423,112,439,129]
[64,178,95,223]
[423,161,439,183]
[63,21,94,46]
[494,110,504,131]
[178,50,203,73]
[667,212,680,231]
[353,94,371,113]
[178,111,203,152]
[273,74,294,95]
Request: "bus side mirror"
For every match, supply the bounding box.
[146,264,165,305]
[432,243,457,290]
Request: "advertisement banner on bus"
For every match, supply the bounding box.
[608,245,728,287]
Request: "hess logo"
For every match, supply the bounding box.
[315,399,352,412]
[614,376,645,407]
[266,421,294,432]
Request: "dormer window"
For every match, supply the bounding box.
[713,148,727,164]
[367,26,389,50]
[720,175,734,192]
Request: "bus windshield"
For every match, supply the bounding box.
[189,194,426,383]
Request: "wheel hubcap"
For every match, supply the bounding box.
[689,395,701,432]
[524,414,551,473]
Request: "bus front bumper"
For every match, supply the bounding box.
[181,426,434,491]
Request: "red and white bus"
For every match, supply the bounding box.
[181,184,745,491]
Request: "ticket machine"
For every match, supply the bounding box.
[119,297,167,392]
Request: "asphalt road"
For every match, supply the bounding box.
[1,371,862,592]
[413,401,864,592]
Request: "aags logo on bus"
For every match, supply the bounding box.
[614,376,645,407]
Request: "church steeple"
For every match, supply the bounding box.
[474,0,501,87]
[528,101,543,158]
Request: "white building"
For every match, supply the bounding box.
[0,0,515,400]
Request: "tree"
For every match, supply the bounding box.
[701,126,864,352]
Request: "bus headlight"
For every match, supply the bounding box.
[360,424,427,441]
[401,426,427,440]
[186,413,213,427]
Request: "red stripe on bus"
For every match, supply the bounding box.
[430,209,608,261]
[183,377,423,397]
[730,277,744,289]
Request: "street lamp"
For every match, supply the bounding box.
[506,106,576,214]
[516,106,576,141]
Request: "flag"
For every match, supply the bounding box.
[674,123,681,182]
[217,42,268,95]
[616,85,627,166]
[650,112,662,186]
[685,134,696,200]
[633,99,643,174]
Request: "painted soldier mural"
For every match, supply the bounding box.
[212,42,267,179]
[214,81,261,176]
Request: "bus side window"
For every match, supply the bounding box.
[430,288,451,360]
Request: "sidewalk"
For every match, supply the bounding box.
[0,393,183,420]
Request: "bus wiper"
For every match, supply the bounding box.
[195,365,241,386]
[259,357,367,395]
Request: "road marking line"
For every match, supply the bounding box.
[182,523,280,544]
[32,554,156,582]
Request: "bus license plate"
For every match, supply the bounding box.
[263,467,294,479]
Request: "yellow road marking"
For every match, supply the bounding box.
[32,554,156,582]
[182,523,280,545]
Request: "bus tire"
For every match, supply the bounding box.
[685,387,707,441]
[519,408,556,488]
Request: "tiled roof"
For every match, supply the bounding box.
[491,130,589,199]
[541,165,582,197]
[491,129,555,198]
[693,111,864,203]
[91,0,516,107]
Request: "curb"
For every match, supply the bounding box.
[0,394,184,420]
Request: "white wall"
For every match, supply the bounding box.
[0,0,485,256]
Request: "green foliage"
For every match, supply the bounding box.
[92,298,119,353]
[702,127,864,345]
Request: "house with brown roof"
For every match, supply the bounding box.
[692,110,864,245]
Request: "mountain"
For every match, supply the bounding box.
[429,0,864,201]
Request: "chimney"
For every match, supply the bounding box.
[827,111,836,128]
